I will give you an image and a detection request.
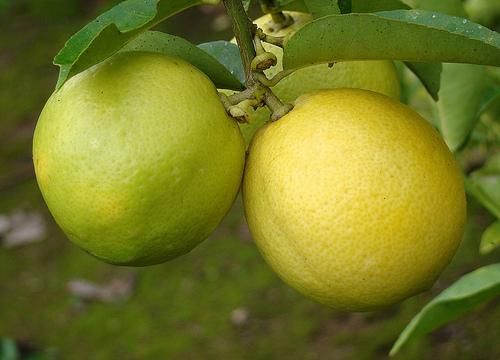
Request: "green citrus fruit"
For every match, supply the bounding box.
[243,89,466,311]
[236,11,401,145]
[33,52,245,266]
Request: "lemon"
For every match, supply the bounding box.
[237,11,401,144]
[243,89,466,311]
[33,52,245,266]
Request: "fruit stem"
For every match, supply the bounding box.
[223,0,293,121]
[253,69,294,87]
[263,89,293,121]
[256,28,284,47]
[259,0,294,28]
[222,0,257,87]
[226,87,257,105]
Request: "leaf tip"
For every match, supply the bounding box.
[389,337,403,357]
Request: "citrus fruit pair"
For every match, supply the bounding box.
[34,24,466,312]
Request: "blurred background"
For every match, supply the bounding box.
[0,0,499,359]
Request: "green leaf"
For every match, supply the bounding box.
[465,153,500,218]
[0,338,18,360]
[121,32,244,90]
[351,0,409,13]
[54,0,203,90]
[390,263,500,356]
[433,64,499,151]
[283,10,500,69]
[480,221,500,254]
[198,41,246,85]
[401,0,468,102]
[404,62,441,100]
[398,0,461,101]
[407,0,467,18]
[304,0,340,18]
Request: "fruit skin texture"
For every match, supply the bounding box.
[33,52,245,266]
[243,89,466,311]
[237,11,401,144]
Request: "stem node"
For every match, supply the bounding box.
[222,0,294,121]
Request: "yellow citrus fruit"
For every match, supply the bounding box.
[243,89,466,311]
[33,52,245,266]
[237,11,401,144]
